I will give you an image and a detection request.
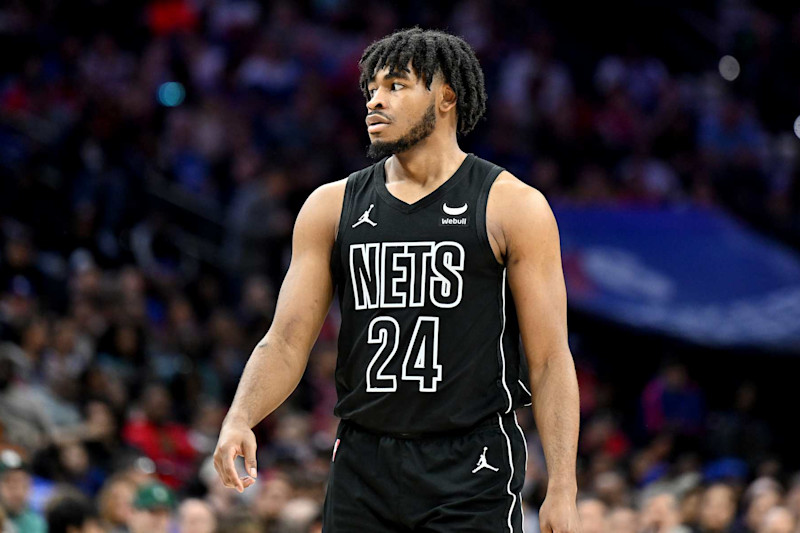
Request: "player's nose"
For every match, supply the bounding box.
[366,89,386,111]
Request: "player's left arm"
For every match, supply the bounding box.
[489,172,581,533]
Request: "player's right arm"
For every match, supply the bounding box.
[213,179,346,492]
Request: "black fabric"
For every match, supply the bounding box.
[322,411,527,532]
[331,154,531,435]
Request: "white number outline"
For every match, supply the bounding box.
[365,316,442,393]
[401,316,442,392]
[365,317,400,392]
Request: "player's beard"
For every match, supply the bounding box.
[367,101,436,160]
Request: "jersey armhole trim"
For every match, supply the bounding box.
[476,163,505,268]
[330,173,357,285]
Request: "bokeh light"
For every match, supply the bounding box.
[795,115,800,140]
[158,81,185,107]
[718,55,740,81]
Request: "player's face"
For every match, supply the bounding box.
[365,62,437,160]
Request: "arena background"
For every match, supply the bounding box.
[2,1,800,532]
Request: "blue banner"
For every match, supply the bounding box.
[554,203,800,351]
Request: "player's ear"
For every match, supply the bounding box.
[439,82,457,113]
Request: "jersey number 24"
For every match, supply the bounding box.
[365,316,442,393]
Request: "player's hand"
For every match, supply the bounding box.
[539,489,581,533]
[213,418,258,493]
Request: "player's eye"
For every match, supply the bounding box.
[392,83,403,91]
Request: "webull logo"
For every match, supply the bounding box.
[440,217,468,226]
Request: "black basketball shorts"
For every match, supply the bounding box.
[322,411,527,532]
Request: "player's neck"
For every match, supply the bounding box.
[387,137,466,187]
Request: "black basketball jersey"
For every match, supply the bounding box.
[330,153,531,434]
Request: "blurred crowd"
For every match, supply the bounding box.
[1,0,800,532]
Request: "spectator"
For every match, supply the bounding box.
[215,511,262,533]
[783,474,800,524]
[45,491,104,533]
[497,27,574,125]
[581,412,631,462]
[17,317,48,382]
[606,506,638,533]
[81,399,125,477]
[122,383,198,488]
[616,143,682,204]
[196,457,238,518]
[639,490,691,533]
[177,498,216,533]
[0,345,55,451]
[739,478,783,533]
[42,318,92,390]
[577,496,607,533]
[97,474,136,533]
[706,384,773,468]
[697,97,767,172]
[641,361,705,437]
[127,482,175,533]
[697,483,737,533]
[55,441,106,497]
[679,484,704,531]
[225,169,293,282]
[251,471,294,529]
[756,507,795,533]
[0,449,46,533]
[130,212,195,287]
[593,471,630,508]
[594,43,670,113]
[0,228,44,299]
[276,497,320,533]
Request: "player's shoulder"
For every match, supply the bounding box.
[347,159,385,192]
[488,169,551,219]
[299,161,382,242]
[300,178,345,218]
[311,160,386,210]
[295,178,349,245]
[309,177,348,202]
[485,170,559,259]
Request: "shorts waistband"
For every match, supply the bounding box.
[340,412,512,440]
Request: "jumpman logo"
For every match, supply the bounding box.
[352,204,377,228]
[471,446,499,473]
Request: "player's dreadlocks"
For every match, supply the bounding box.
[358,27,487,135]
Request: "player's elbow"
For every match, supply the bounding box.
[527,346,575,382]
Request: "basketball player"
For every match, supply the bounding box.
[214,28,581,533]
